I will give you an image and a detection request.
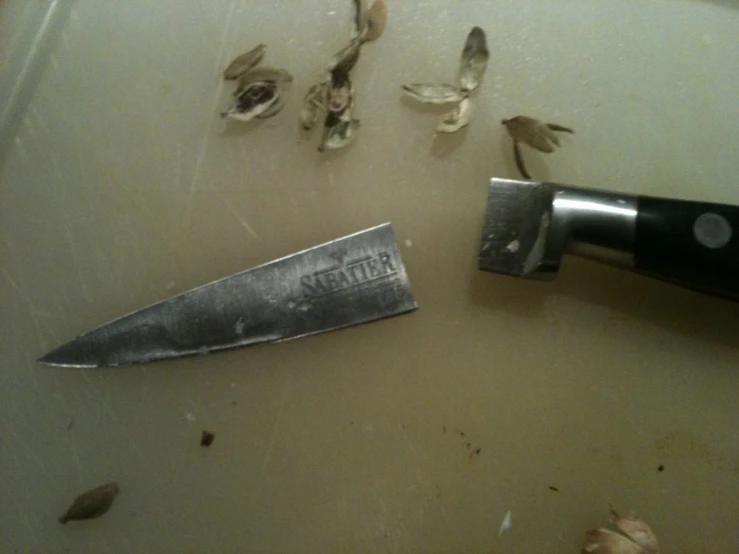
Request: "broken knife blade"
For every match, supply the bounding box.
[39,223,417,368]
[478,178,739,300]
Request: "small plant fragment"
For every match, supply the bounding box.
[300,82,329,130]
[58,482,119,524]
[221,45,292,122]
[301,0,387,151]
[223,44,265,80]
[363,0,388,42]
[401,84,465,104]
[401,27,488,134]
[436,97,474,133]
[458,27,489,92]
[501,115,574,179]
[581,506,659,554]
[201,430,215,447]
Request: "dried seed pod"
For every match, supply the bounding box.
[611,508,660,553]
[581,507,659,554]
[502,115,574,179]
[352,0,369,39]
[363,0,388,42]
[223,44,266,80]
[436,97,474,133]
[59,482,120,524]
[234,66,293,96]
[401,84,465,104]
[327,38,362,79]
[257,93,286,119]
[222,80,280,122]
[582,528,647,554]
[320,118,361,151]
[458,26,489,91]
[300,81,329,130]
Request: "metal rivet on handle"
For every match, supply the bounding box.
[693,212,732,249]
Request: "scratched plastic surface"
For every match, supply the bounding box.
[1,0,739,552]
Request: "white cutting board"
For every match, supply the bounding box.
[1,0,738,552]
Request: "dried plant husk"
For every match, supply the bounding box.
[59,482,120,524]
[223,44,266,80]
[222,80,280,121]
[436,97,474,133]
[458,27,489,91]
[401,83,465,104]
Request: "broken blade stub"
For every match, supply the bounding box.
[39,224,417,368]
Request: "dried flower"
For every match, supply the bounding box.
[458,26,489,91]
[581,506,659,554]
[59,482,120,524]
[401,84,464,104]
[401,27,488,134]
[223,44,266,80]
[436,97,474,133]
[502,115,574,179]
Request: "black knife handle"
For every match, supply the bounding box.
[635,196,739,300]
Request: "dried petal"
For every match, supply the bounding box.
[300,81,329,130]
[223,44,266,80]
[611,508,659,553]
[581,528,647,554]
[436,97,474,133]
[59,482,119,524]
[222,81,279,122]
[401,84,465,104]
[234,66,293,96]
[320,119,361,151]
[458,27,489,91]
[363,0,388,42]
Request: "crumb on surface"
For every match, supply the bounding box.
[201,430,215,447]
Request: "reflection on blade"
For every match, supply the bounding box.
[39,223,417,368]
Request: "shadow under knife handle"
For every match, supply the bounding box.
[635,196,739,300]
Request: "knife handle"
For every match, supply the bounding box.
[634,196,739,300]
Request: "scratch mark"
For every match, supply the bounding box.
[1,413,48,474]
[220,198,259,239]
[80,369,147,465]
[62,222,91,303]
[1,269,49,350]
[20,511,41,550]
[187,0,239,195]
[69,440,82,478]
[261,375,291,475]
